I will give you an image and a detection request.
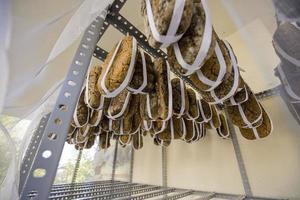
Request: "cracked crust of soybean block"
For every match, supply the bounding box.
[211,105,221,128]
[173,117,183,139]
[189,38,231,91]
[167,2,216,75]
[218,114,229,136]
[109,89,131,117]
[199,46,243,102]
[226,90,263,127]
[141,0,193,48]
[171,78,182,114]
[239,108,272,140]
[89,110,102,126]
[224,78,247,106]
[129,49,144,90]
[98,36,134,94]
[154,58,169,120]
[183,118,194,141]
[201,99,212,119]
[186,89,198,118]
[87,65,102,108]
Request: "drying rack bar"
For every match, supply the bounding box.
[49,181,288,200]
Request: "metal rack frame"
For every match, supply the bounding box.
[19,0,285,199]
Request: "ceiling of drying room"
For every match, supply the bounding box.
[5,0,280,116]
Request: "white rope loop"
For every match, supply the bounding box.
[142,120,152,131]
[84,65,103,110]
[198,99,212,123]
[229,84,249,106]
[210,109,221,129]
[196,43,227,91]
[153,120,167,135]
[107,91,131,120]
[165,62,174,121]
[173,0,213,74]
[209,41,240,104]
[146,0,186,48]
[186,97,200,120]
[89,109,103,127]
[175,79,186,118]
[216,116,230,139]
[100,37,137,98]
[127,50,148,94]
[238,96,263,129]
[180,118,187,140]
[119,135,132,145]
[73,89,90,127]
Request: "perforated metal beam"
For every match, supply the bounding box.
[19,114,50,194]
[225,110,253,196]
[19,15,106,200]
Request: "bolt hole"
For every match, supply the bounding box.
[54,118,62,125]
[33,168,46,178]
[82,44,89,49]
[68,80,76,86]
[88,30,95,35]
[72,70,79,76]
[27,190,38,198]
[42,150,52,159]
[48,132,57,140]
[75,60,83,66]
[58,104,67,111]
[64,92,71,98]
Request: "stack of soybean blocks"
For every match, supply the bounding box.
[66,0,273,151]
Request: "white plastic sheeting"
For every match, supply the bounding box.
[2,0,113,117]
[0,0,113,199]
